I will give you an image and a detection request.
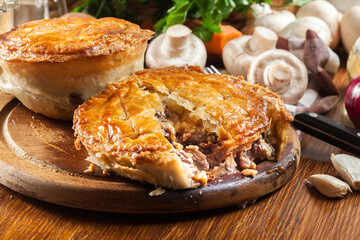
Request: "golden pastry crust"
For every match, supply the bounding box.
[73,66,293,189]
[0,17,153,120]
[0,17,154,63]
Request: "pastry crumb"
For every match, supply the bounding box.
[74,138,82,150]
[241,169,259,177]
[84,163,95,173]
[102,169,111,176]
[149,187,166,196]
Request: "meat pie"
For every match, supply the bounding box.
[0,17,153,120]
[73,66,293,189]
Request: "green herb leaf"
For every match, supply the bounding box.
[71,0,284,41]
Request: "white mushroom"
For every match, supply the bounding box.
[246,2,273,25]
[222,26,278,77]
[324,48,341,76]
[280,16,332,47]
[326,0,360,13]
[296,0,341,50]
[145,24,207,68]
[340,6,360,53]
[243,3,273,34]
[254,10,296,35]
[247,49,308,105]
[251,3,273,17]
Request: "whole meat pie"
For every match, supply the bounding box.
[0,17,153,120]
[73,66,293,189]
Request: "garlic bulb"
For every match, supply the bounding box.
[247,49,308,105]
[145,24,207,68]
[308,174,352,198]
[331,154,360,190]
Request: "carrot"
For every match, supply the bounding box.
[204,25,243,55]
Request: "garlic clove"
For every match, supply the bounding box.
[331,154,360,190]
[308,174,352,198]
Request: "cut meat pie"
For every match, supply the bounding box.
[73,66,293,189]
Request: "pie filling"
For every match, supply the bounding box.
[155,97,275,177]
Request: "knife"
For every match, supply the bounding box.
[291,110,360,156]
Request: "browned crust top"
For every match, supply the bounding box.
[73,66,293,158]
[0,17,154,62]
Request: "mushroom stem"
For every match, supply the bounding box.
[164,25,192,57]
[267,62,292,92]
[145,24,207,68]
[247,49,308,105]
[248,27,278,54]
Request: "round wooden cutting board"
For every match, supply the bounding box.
[0,93,300,213]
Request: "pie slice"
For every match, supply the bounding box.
[73,66,293,189]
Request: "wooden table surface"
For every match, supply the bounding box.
[0,50,359,240]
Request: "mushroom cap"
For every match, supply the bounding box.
[280,16,332,47]
[247,49,308,105]
[222,35,253,77]
[247,3,273,22]
[251,3,272,17]
[254,10,296,34]
[222,27,278,77]
[326,0,360,13]
[340,6,360,53]
[296,0,340,50]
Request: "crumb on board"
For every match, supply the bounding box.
[149,187,166,196]
[102,169,111,176]
[241,169,259,177]
[266,166,286,174]
[84,163,95,173]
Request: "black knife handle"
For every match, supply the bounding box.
[293,111,360,156]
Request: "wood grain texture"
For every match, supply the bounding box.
[0,50,359,239]
[0,93,299,213]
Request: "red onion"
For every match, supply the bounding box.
[345,75,360,129]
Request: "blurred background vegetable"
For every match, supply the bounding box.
[72,0,308,42]
[345,75,360,130]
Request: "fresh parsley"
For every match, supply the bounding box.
[72,0,306,42]
[154,0,272,42]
